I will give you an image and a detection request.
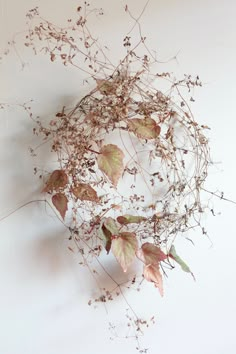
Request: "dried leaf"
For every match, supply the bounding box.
[143,264,164,296]
[101,224,112,254]
[117,214,147,225]
[169,245,194,278]
[50,53,56,62]
[127,117,161,139]
[72,183,99,202]
[52,193,68,220]
[137,242,167,265]
[99,217,119,254]
[103,217,119,235]
[43,170,68,193]
[111,232,138,272]
[97,144,124,186]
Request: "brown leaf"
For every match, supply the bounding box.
[97,144,124,186]
[127,117,161,139]
[43,170,68,193]
[111,232,138,272]
[72,183,99,202]
[143,264,164,296]
[52,193,68,220]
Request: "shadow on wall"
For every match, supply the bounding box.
[0,95,80,209]
[27,230,74,277]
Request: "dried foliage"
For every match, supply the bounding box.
[1,2,215,351]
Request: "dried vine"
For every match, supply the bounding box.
[1,2,214,351]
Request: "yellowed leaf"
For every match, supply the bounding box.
[127,117,161,139]
[97,144,124,186]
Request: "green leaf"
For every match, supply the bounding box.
[111,232,138,272]
[137,242,167,265]
[143,264,164,296]
[72,183,99,202]
[97,144,124,186]
[43,170,68,193]
[169,245,194,278]
[52,193,68,220]
[127,117,161,139]
[117,214,147,225]
[99,217,119,254]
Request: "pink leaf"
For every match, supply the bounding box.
[97,144,124,186]
[43,170,68,193]
[111,232,138,272]
[143,264,164,296]
[72,183,99,202]
[127,117,161,140]
[52,193,68,220]
[137,242,167,266]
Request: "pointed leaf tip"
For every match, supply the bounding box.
[52,193,68,220]
[169,245,194,279]
[143,264,164,296]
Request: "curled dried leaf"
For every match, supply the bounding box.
[169,245,195,279]
[101,224,112,254]
[99,217,119,254]
[50,53,56,62]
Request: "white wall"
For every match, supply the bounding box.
[1,1,236,354]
